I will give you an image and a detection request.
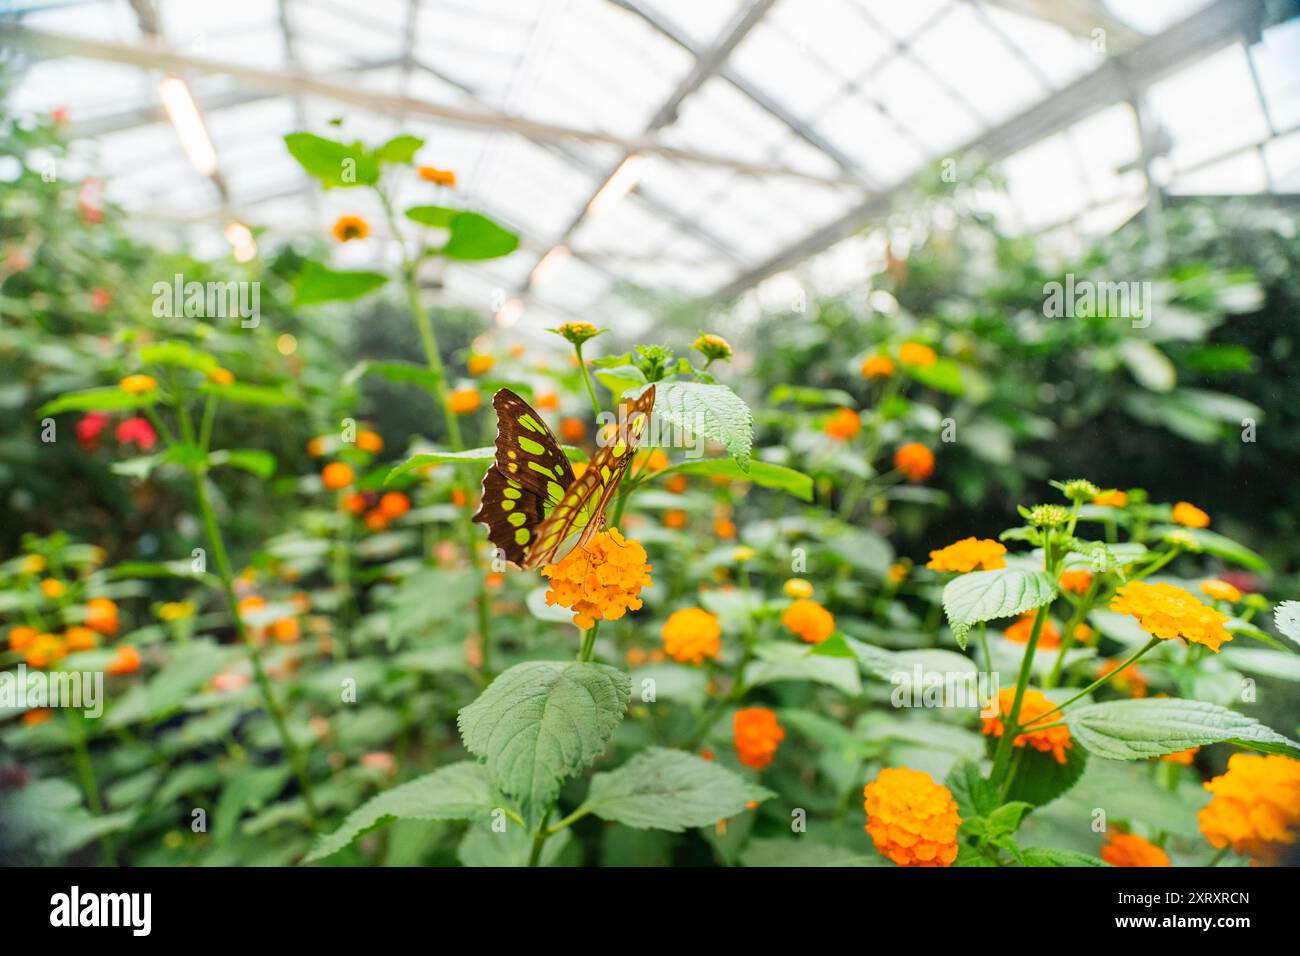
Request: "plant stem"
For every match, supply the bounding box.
[989,604,1047,786]
[1045,577,1101,688]
[66,712,116,864]
[1022,637,1161,729]
[574,342,603,420]
[194,471,319,824]
[578,622,600,663]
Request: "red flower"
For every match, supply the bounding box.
[78,177,104,225]
[90,287,113,311]
[77,412,111,451]
[1217,571,1256,595]
[115,417,157,450]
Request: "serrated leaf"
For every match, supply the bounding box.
[1152,525,1270,572]
[1065,698,1300,760]
[1005,744,1088,807]
[942,569,1058,649]
[385,447,494,483]
[1016,847,1109,867]
[945,760,998,821]
[658,458,812,501]
[740,838,886,867]
[580,748,772,832]
[643,381,752,471]
[305,762,493,861]
[457,661,630,828]
[1275,601,1300,643]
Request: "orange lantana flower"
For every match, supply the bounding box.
[1110,581,1232,652]
[898,342,937,367]
[541,529,652,630]
[1059,569,1093,595]
[824,407,861,440]
[85,597,119,636]
[448,389,481,415]
[927,537,1006,573]
[1004,613,1061,649]
[1101,832,1170,867]
[982,687,1073,764]
[418,166,456,187]
[1172,501,1210,529]
[661,608,722,665]
[863,767,960,867]
[861,355,896,379]
[733,707,784,770]
[1199,754,1300,864]
[894,443,934,482]
[782,599,835,644]
[331,215,369,242]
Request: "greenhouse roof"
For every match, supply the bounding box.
[3,0,1299,330]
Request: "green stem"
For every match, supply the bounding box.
[547,805,592,835]
[578,622,600,663]
[194,471,319,824]
[66,712,116,864]
[574,342,603,420]
[1045,577,1101,688]
[989,604,1048,787]
[1021,637,1161,729]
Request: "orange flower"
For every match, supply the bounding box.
[343,492,368,515]
[448,389,481,415]
[237,595,266,620]
[861,354,896,379]
[1161,747,1199,766]
[665,474,688,494]
[22,709,52,728]
[24,634,65,669]
[898,342,936,367]
[1099,658,1148,698]
[356,430,384,453]
[1101,832,1170,867]
[64,626,99,652]
[40,579,66,599]
[894,443,934,482]
[1059,569,1093,595]
[307,436,327,457]
[661,608,722,665]
[364,510,389,532]
[663,509,687,530]
[85,597,119,636]
[271,618,300,643]
[450,488,467,508]
[8,626,38,651]
[206,366,235,386]
[418,166,456,187]
[560,416,586,442]
[713,518,736,540]
[331,215,369,242]
[1200,579,1241,603]
[107,645,141,675]
[1198,754,1300,863]
[982,687,1073,764]
[733,707,784,770]
[1003,613,1061,649]
[534,391,559,411]
[783,578,813,599]
[1093,489,1128,508]
[378,492,410,519]
[782,599,835,644]
[1110,581,1232,652]
[863,767,960,867]
[927,537,1006,573]
[119,374,157,395]
[541,528,652,630]
[322,462,354,490]
[467,354,495,376]
[824,407,861,440]
[1172,501,1210,529]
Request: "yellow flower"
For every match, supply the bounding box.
[982,688,1073,764]
[19,554,45,575]
[1172,501,1210,529]
[158,601,196,622]
[661,608,722,665]
[782,599,835,644]
[467,354,495,376]
[863,767,960,867]
[448,388,481,415]
[861,354,896,379]
[926,537,1006,573]
[119,374,157,395]
[732,546,756,562]
[887,561,910,585]
[418,166,456,187]
[898,342,936,367]
[1200,579,1241,603]
[692,333,732,362]
[40,579,66,599]
[1101,832,1170,867]
[1093,489,1128,507]
[1109,581,1232,652]
[206,367,234,386]
[1199,754,1300,864]
[783,578,813,599]
[331,215,369,242]
[733,707,784,770]
[549,322,603,347]
[541,529,652,630]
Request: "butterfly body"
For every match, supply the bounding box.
[473,385,655,569]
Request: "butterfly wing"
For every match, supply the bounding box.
[521,385,656,569]
[472,389,576,567]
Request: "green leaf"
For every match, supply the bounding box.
[386,447,495,483]
[38,387,156,416]
[343,359,441,393]
[457,661,631,828]
[942,570,1058,649]
[139,341,219,372]
[209,449,277,479]
[406,206,520,261]
[1016,847,1109,867]
[580,748,772,832]
[372,134,423,164]
[644,381,753,471]
[903,356,964,395]
[767,384,856,407]
[1065,698,1300,760]
[106,642,231,728]
[305,762,493,861]
[658,458,812,501]
[283,132,378,187]
[593,364,647,402]
[1152,526,1270,572]
[747,643,862,696]
[1005,744,1088,807]
[201,382,305,409]
[1221,648,1300,682]
[945,760,998,821]
[984,801,1034,841]
[1275,601,1300,643]
[740,838,886,867]
[292,260,388,306]
[1118,339,1175,392]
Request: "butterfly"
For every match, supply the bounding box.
[472,385,656,569]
